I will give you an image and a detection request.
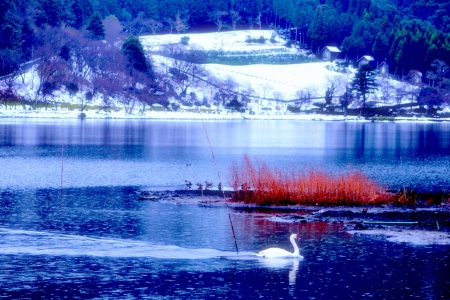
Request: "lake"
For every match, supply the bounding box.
[0,118,449,299]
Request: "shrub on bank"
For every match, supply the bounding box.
[229,156,392,206]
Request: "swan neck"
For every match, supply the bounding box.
[290,236,300,255]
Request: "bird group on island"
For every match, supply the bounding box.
[256,234,303,258]
[184,180,214,190]
[205,181,213,189]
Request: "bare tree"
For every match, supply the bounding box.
[230,11,242,30]
[240,82,255,105]
[34,46,70,109]
[147,19,163,35]
[247,16,255,29]
[217,76,239,106]
[257,83,273,99]
[164,18,175,34]
[293,89,313,111]
[104,16,125,43]
[273,90,285,112]
[255,13,262,30]
[174,11,189,34]
[426,59,449,88]
[256,83,273,114]
[88,42,128,112]
[210,11,228,32]
[394,81,410,111]
[0,76,21,109]
[135,71,168,114]
[123,14,148,36]
[339,89,353,117]
[406,76,422,109]
[162,44,207,96]
[378,76,395,104]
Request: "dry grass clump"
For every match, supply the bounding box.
[229,155,392,206]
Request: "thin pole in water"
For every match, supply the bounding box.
[199,111,239,254]
[60,143,64,200]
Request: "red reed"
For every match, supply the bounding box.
[229,155,392,206]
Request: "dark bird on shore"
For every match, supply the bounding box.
[185,180,192,188]
[205,181,213,189]
[197,182,203,189]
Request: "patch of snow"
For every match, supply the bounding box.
[202,62,335,100]
[141,30,288,52]
[348,229,450,246]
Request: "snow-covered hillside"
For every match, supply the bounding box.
[2,29,445,121]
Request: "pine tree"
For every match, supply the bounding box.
[42,0,62,27]
[122,36,154,79]
[308,5,328,53]
[72,0,93,29]
[351,63,378,115]
[86,13,105,40]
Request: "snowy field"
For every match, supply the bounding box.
[140,30,289,52]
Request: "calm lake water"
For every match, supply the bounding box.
[0,118,449,299]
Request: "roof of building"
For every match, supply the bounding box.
[358,55,374,62]
[322,46,341,53]
[409,70,423,76]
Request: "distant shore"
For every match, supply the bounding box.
[1,109,450,123]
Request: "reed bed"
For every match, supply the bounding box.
[229,156,392,206]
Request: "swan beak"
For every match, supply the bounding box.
[297,236,301,240]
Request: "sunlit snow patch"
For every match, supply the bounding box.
[348,229,450,245]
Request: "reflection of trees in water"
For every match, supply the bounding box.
[326,122,450,163]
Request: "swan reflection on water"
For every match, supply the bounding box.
[255,233,304,289]
[257,256,302,286]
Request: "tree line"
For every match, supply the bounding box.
[1,0,450,76]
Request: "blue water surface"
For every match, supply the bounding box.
[0,118,449,299]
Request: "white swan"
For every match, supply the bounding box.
[256,234,303,258]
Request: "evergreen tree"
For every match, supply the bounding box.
[341,35,365,58]
[347,0,357,14]
[86,13,105,40]
[122,36,154,79]
[72,0,93,29]
[417,86,442,114]
[96,0,121,19]
[351,63,378,115]
[308,5,328,53]
[42,0,62,27]
[142,0,159,20]
[0,0,25,75]
[372,33,386,60]
[0,9,22,51]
